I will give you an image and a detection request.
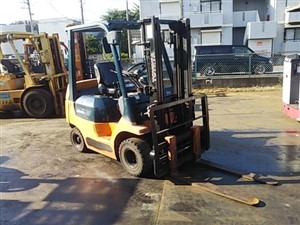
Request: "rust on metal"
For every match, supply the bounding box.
[165,135,178,175]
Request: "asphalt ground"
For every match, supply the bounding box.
[1,90,299,225]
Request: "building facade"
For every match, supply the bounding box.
[139,0,300,54]
[0,18,79,57]
[38,17,80,45]
[0,21,39,55]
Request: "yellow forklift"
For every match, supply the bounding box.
[66,17,279,205]
[65,17,210,177]
[0,32,67,118]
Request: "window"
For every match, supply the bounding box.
[201,30,221,45]
[233,47,253,54]
[284,28,300,41]
[215,46,232,54]
[200,0,221,12]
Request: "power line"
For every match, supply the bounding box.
[45,0,66,18]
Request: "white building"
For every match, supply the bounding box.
[139,0,300,54]
[38,17,80,45]
[0,21,38,55]
[0,18,80,57]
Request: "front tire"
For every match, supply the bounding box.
[119,138,152,177]
[23,88,54,118]
[254,64,266,74]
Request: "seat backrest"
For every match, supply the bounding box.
[0,59,19,73]
[94,62,118,87]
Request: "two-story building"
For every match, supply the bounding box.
[139,0,300,55]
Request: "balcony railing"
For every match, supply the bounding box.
[244,21,277,43]
[283,41,300,52]
[285,11,300,24]
[185,11,223,28]
[233,10,260,27]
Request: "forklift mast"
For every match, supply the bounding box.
[143,17,192,103]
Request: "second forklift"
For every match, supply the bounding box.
[0,32,67,118]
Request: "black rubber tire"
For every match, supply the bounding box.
[22,88,54,118]
[70,127,88,152]
[119,138,152,177]
[254,64,266,74]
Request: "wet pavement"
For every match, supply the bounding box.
[1,90,299,225]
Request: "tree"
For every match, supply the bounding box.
[100,4,140,21]
[85,34,102,55]
[100,4,140,56]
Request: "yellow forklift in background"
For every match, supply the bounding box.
[0,32,67,118]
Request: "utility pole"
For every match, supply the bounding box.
[126,0,132,62]
[80,0,85,24]
[179,0,183,19]
[24,0,34,33]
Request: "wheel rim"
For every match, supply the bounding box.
[124,149,137,168]
[73,134,82,146]
[205,66,215,76]
[255,65,265,74]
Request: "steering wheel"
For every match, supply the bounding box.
[126,62,146,74]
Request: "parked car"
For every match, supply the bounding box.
[193,45,273,76]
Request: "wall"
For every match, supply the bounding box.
[140,0,159,18]
[222,0,233,25]
[0,24,27,55]
[248,39,273,56]
[222,27,233,45]
[274,23,284,53]
[192,76,281,88]
[38,18,79,45]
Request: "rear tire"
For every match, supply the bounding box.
[23,88,54,118]
[119,138,152,177]
[70,127,88,152]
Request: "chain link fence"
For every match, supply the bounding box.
[192,52,299,77]
[81,52,299,80]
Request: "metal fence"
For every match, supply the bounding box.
[192,52,299,77]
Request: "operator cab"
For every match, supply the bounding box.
[65,21,175,123]
[66,19,179,125]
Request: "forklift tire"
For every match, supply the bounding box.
[70,128,88,153]
[119,138,152,177]
[23,88,54,118]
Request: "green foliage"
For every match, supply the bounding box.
[85,34,102,55]
[103,52,129,61]
[100,4,140,21]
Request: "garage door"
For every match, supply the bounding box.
[201,30,221,45]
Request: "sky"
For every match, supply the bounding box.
[0,0,139,24]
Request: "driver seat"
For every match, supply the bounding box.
[94,62,119,96]
[0,59,25,77]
